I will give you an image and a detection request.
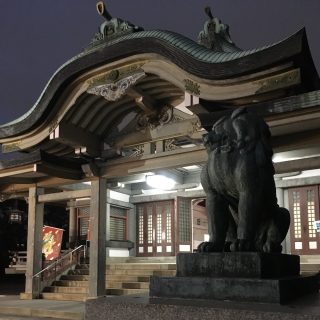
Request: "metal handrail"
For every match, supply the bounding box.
[32,245,86,298]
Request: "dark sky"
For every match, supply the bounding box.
[0,0,319,126]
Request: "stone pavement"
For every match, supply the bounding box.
[86,293,320,320]
[1,274,319,320]
[0,295,84,320]
[0,274,84,320]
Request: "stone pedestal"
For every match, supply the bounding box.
[149,252,319,304]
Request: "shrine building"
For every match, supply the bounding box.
[0,3,320,300]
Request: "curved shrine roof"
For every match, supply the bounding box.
[0,27,318,141]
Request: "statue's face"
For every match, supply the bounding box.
[202,132,221,152]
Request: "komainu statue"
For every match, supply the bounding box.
[199,108,290,253]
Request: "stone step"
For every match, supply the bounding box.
[75,264,89,269]
[41,292,87,302]
[106,263,176,271]
[106,275,150,282]
[152,270,176,276]
[44,286,89,294]
[106,269,175,276]
[300,264,320,273]
[126,257,176,263]
[68,269,89,275]
[53,280,89,287]
[106,288,148,296]
[42,262,175,300]
[106,281,123,289]
[122,282,149,289]
[106,281,149,290]
[60,275,89,281]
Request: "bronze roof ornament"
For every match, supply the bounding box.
[88,1,144,49]
[198,6,241,52]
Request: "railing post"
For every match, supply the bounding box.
[30,245,83,299]
[37,276,40,298]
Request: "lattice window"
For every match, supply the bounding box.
[110,217,126,240]
[179,198,191,242]
[307,190,316,238]
[157,206,162,243]
[138,207,144,244]
[293,191,302,238]
[166,205,172,244]
[79,217,89,240]
[110,206,127,241]
[78,207,90,215]
[147,207,153,243]
[77,207,90,240]
[111,206,127,217]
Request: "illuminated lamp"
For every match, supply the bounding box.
[146,174,176,190]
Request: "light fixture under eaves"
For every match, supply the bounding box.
[146,174,176,190]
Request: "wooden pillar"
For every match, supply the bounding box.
[128,207,136,257]
[69,205,77,248]
[106,202,111,242]
[24,187,44,299]
[88,178,107,298]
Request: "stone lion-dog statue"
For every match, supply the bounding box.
[198,108,290,253]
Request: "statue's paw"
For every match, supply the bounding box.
[230,239,253,252]
[197,241,223,252]
[263,241,282,253]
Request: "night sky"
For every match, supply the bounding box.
[0,0,319,126]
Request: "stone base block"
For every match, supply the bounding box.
[19,292,37,300]
[150,274,319,304]
[176,252,300,278]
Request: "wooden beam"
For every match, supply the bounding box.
[102,144,320,179]
[0,164,35,178]
[0,176,91,193]
[101,146,207,178]
[274,156,320,174]
[38,188,91,203]
[114,117,203,148]
[272,129,320,153]
[0,177,36,184]
[50,122,101,157]
[0,183,36,193]
[35,163,83,180]
[81,163,100,178]
[127,88,156,115]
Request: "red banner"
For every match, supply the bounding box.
[42,226,64,261]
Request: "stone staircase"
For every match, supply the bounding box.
[41,260,176,301]
[299,255,320,289]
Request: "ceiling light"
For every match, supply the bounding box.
[182,165,200,171]
[141,189,177,196]
[146,174,176,190]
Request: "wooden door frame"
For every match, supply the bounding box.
[288,185,320,255]
[136,200,175,257]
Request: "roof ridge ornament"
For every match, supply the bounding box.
[87,1,144,49]
[198,6,241,52]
